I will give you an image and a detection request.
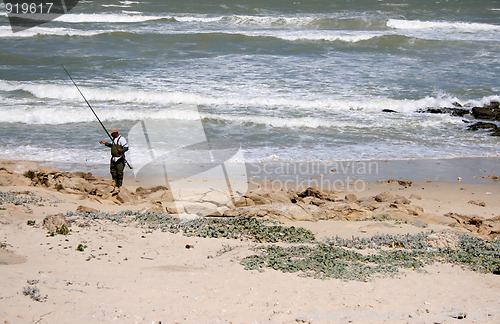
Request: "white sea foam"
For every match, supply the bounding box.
[0,103,467,130]
[0,106,200,125]
[0,26,108,37]
[102,4,131,8]
[170,14,321,26]
[54,13,164,23]
[387,19,500,32]
[2,80,496,120]
[2,140,497,167]
[241,30,382,42]
[172,16,224,23]
[224,15,317,26]
[121,11,143,15]
[0,103,479,131]
[0,24,384,41]
[0,145,109,165]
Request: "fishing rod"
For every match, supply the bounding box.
[61,64,133,169]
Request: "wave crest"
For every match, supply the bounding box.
[387,19,500,32]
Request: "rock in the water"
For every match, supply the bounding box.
[467,122,498,131]
[416,107,470,117]
[472,101,500,120]
[482,174,499,181]
[382,109,398,113]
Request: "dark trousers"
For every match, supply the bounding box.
[110,158,125,187]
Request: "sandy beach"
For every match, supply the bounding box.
[1,159,499,323]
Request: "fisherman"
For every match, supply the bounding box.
[100,128,128,193]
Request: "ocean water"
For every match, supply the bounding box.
[0,0,499,170]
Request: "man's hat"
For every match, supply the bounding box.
[110,128,118,134]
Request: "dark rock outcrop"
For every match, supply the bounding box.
[467,122,498,131]
[471,101,500,120]
[416,107,470,117]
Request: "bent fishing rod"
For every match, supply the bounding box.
[61,64,133,169]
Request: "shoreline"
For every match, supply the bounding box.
[32,155,500,185]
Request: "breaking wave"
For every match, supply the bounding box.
[387,19,500,32]
[1,80,497,127]
[0,26,109,37]
[54,13,165,23]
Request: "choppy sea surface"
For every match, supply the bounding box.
[0,0,499,170]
